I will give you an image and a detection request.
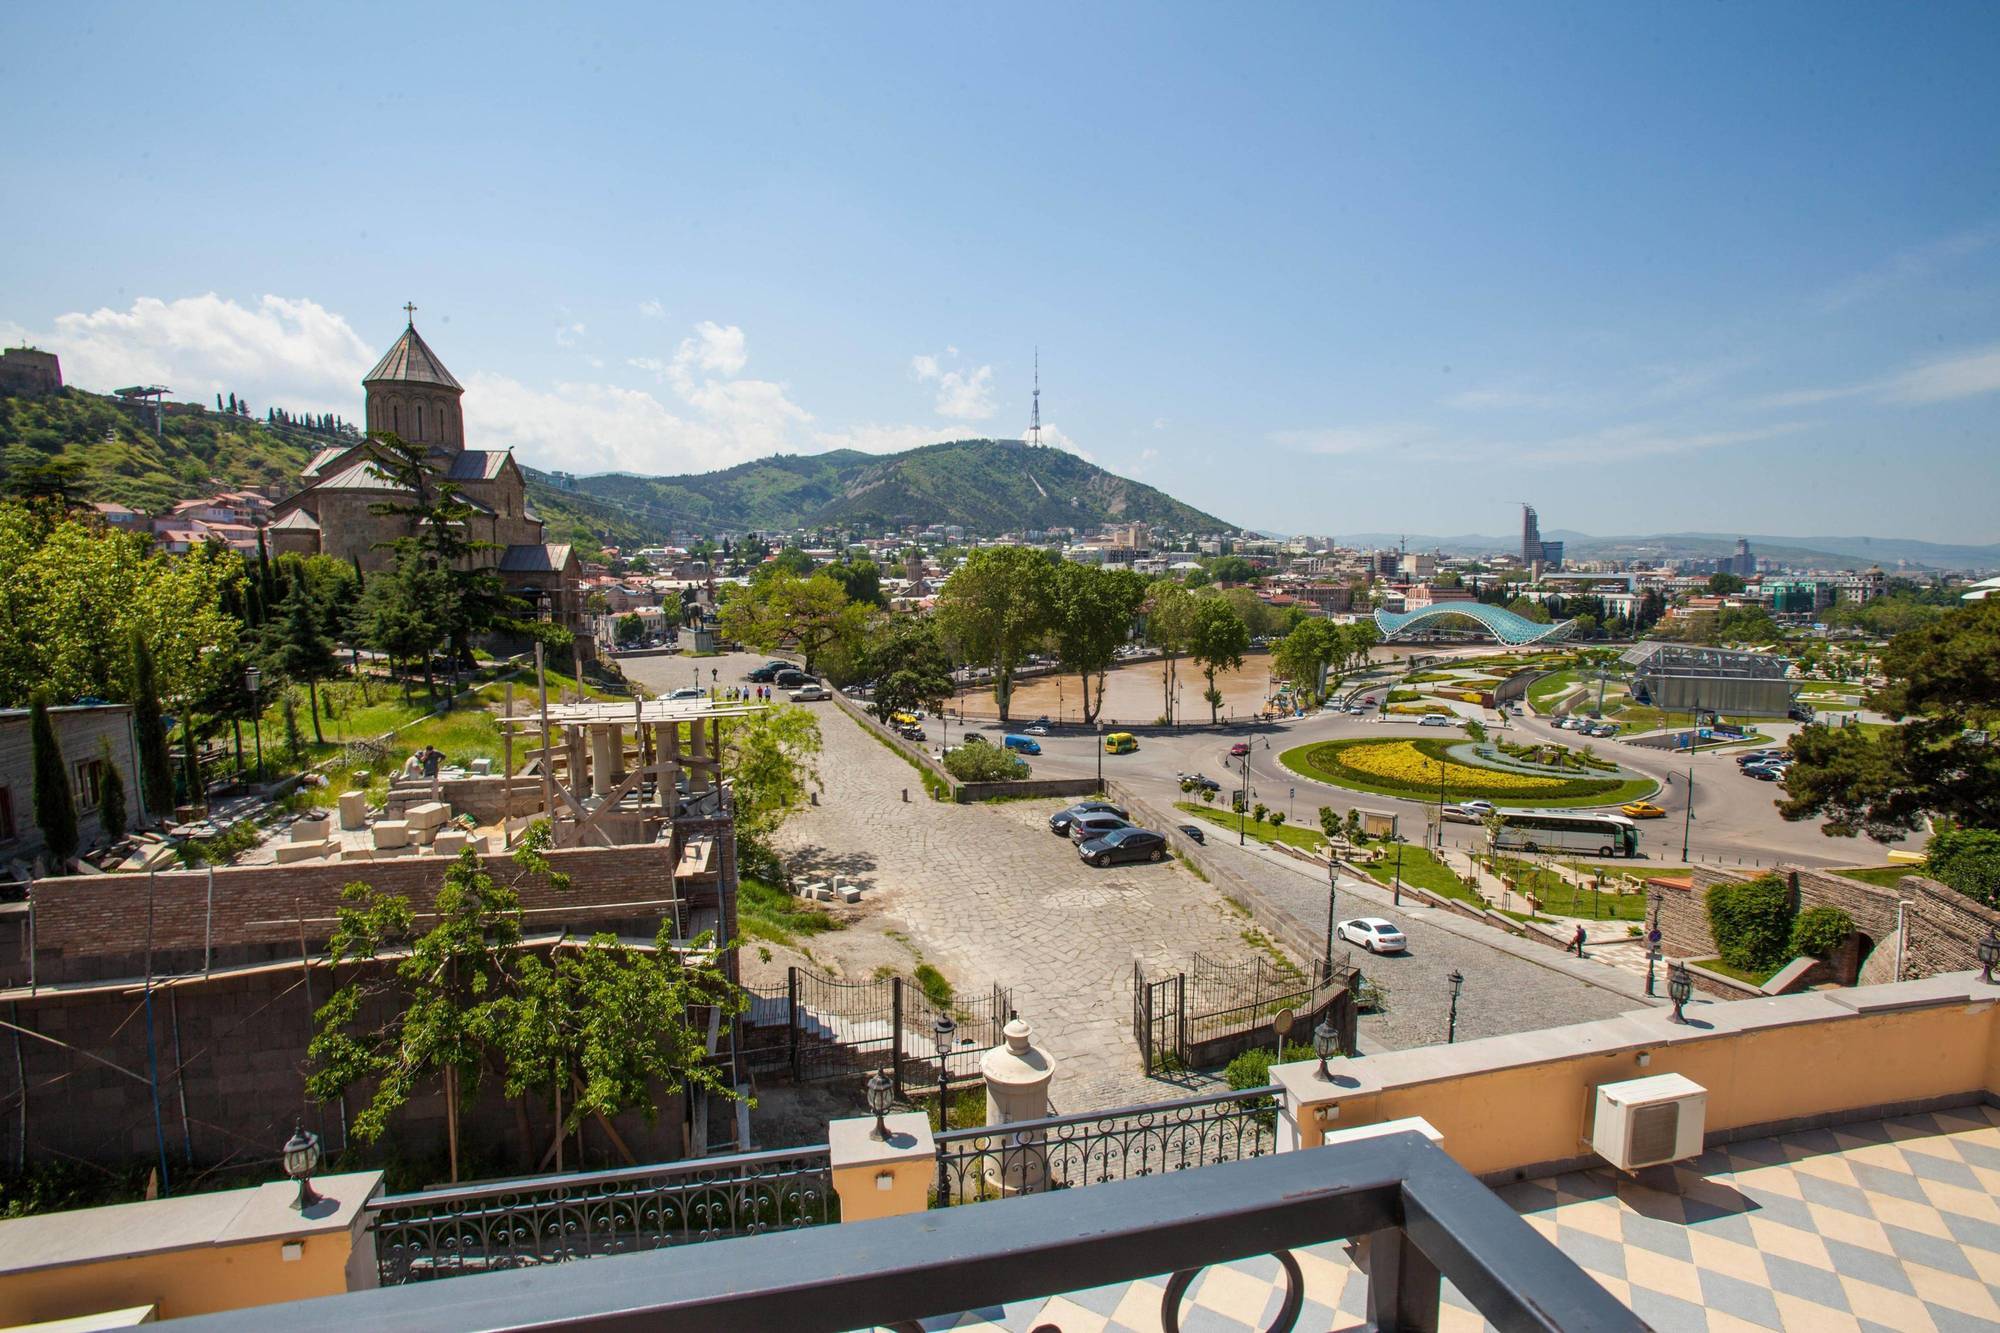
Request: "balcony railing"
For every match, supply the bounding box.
[932,1083,1278,1204]
[183,1129,1640,1332]
[367,1144,835,1284]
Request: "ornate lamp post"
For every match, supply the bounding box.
[866,1068,894,1140]
[932,1013,956,1121]
[1313,1016,1341,1080]
[282,1120,323,1210]
[244,666,264,786]
[1646,893,1663,998]
[1321,855,1338,983]
[1445,969,1464,1044]
[1668,962,1694,1024]
[1978,928,2000,985]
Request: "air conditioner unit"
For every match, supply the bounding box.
[1590,1073,1707,1171]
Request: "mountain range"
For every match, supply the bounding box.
[1330,530,2000,572]
[521,439,1233,542]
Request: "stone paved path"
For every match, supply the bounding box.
[767,700,1260,1109]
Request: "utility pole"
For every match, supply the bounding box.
[1392,813,1403,906]
[1680,761,1695,862]
[1322,855,1338,982]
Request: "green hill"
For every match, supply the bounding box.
[530,439,1232,540]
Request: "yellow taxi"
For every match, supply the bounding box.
[1103,732,1139,754]
[1619,801,1666,819]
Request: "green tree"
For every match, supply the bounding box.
[1923,826,2000,908]
[1199,555,1256,585]
[97,741,128,847]
[262,582,339,745]
[1145,580,1196,721]
[767,546,815,577]
[865,615,956,724]
[129,629,174,821]
[717,570,870,675]
[1707,572,1746,595]
[934,546,1055,723]
[1504,596,1553,625]
[1049,564,1149,725]
[1219,586,1277,639]
[29,690,77,871]
[823,557,888,608]
[615,613,645,646]
[720,704,825,854]
[1186,596,1249,724]
[1780,600,2000,841]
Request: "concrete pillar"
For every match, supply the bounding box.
[589,725,618,797]
[689,716,710,794]
[662,722,682,811]
[979,1015,1057,1196]
[829,1112,934,1222]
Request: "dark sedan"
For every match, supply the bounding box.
[1048,801,1129,836]
[1177,823,1207,845]
[1078,826,1170,867]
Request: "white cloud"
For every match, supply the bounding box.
[1816,224,2000,313]
[638,298,666,319]
[1442,387,1568,412]
[1270,423,1431,456]
[674,321,748,379]
[555,321,585,347]
[1125,447,1160,477]
[1884,343,2000,404]
[1152,417,1169,431]
[11,293,375,414]
[910,347,997,420]
[811,422,966,455]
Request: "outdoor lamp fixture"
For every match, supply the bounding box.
[1668,962,1694,1023]
[932,1012,957,1123]
[244,665,261,697]
[865,1068,894,1140]
[932,1012,956,1061]
[1445,969,1464,1044]
[282,1120,323,1211]
[1978,927,2000,985]
[1313,1016,1340,1080]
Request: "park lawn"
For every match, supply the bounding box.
[1526,670,1580,713]
[1690,957,1780,987]
[737,874,845,947]
[1353,844,1485,907]
[1569,861,1691,881]
[1485,856,1646,922]
[1834,865,1918,889]
[1176,802,1325,851]
[1278,741,1658,810]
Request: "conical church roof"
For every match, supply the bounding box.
[364,322,462,392]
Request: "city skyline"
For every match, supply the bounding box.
[3,3,1998,541]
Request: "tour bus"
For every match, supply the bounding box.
[1103,732,1140,754]
[1487,810,1640,858]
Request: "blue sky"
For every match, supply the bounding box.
[3,2,1998,541]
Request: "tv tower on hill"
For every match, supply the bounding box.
[1027,347,1042,448]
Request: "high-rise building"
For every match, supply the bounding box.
[1521,505,1563,571]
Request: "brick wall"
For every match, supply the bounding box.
[18,841,724,986]
[1902,874,2000,980]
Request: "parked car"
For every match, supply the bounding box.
[1178,772,1220,793]
[746,661,790,683]
[774,670,810,690]
[1023,723,1050,736]
[1620,801,1666,819]
[665,687,704,701]
[1002,734,1041,755]
[1441,804,1483,825]
[963,732,989,745]
[1049,801,1127,836]
[1337,917,1408,954]
[896,723,926,741]
[1177,823,1206,846]
[1104,732,1139,754]
[1228,741,1251,757]
[1068,812,1134,844]
[1736,749,1783,767]
[789,684,830,702]
[1458,799,1495,817]
[1078,826,1169,867]
[1744,762,1787,781]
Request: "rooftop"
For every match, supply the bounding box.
[363,322,463,391]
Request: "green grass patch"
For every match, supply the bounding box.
[1279,738,1657,809]
[1175,802,1323,850]
[859,720,953,800]
[914,962,954,1009]
[1527,670,1580,712]
[1177,852,1210,883]
[1355,844,1485,907]
[1568,862,1690,881]
[737,874,846,947]
[1689,957,1780,987]
[1489,859,1648,920]
[1833,865,1918,889]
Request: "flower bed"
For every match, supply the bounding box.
[1281,737,1654,806]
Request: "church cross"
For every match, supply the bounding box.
[403,301,417,326]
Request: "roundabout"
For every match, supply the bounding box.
[1277,736,1658,808]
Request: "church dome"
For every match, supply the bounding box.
[365,322,462,391]
[364,312,465,450]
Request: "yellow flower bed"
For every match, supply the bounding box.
[1385,702,1450,715]
[1334,740,1565,793]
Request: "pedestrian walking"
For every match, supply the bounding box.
[1569,924,1587,957]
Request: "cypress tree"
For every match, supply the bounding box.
[98,741,128,846]
[256,526,277,609]
[29,691,78,871]
[130,631,175,820]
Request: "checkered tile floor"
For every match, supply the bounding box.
[875,1102,2000,1332]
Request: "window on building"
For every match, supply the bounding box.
[0,786,14,841]
[73,758,105,809]
[393,404,401,434]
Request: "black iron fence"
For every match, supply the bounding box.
[1133,952,1350,1073]
[931,1084,1280,1205]
[196,1131,1642,1333]
[743,965,1010,1093]
[368,1145,836,1284]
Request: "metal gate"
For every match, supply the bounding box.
[1131,962,1185,1075]
[744,966,1011,1091]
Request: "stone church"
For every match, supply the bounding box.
[267,315,584,634]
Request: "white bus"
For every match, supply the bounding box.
[1488,810,1640,858]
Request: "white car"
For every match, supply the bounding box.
[1338,917,1408,954]
[1418,714,1453,728]
[789,684,830,701]
[664,687,705,701]
[1457,799,1495,817]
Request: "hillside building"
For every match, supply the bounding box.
[267,315,586,635]
[0,346,62,397]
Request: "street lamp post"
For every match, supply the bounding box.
[244,666,264,787]
[1321,855,1338,982]
[1646,893,1663,997]
[1096,722,1104,793]
[1978,927,2000,985]
[932,1013,957,1199]
[1446,969,1464,1044]
[1391,813,1402,907]
[1680,759,1696,862]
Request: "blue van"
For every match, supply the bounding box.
[1002,734,1042,755]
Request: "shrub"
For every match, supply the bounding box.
[1269,811,1286,829]
[914,962,954,1009]
[942,745,1028,782]
[1252,803,1268,823]
[1705,874,1793,972]
[1924,826,2000,908]
[1788,906,1853,960]
[1224,1041,1317,1092]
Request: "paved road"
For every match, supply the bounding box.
[985,698,1918,872]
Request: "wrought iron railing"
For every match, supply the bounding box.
[184,1130,1642,1332]
[367,1145,836,1284]
[932,1084,1279,1205]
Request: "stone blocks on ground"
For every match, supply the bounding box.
[431,831,469,856]
[406,802,451,830]
[372,821,410,849]
[291,818,331,842]
[275,840,331,864]
[337,791,369,830]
